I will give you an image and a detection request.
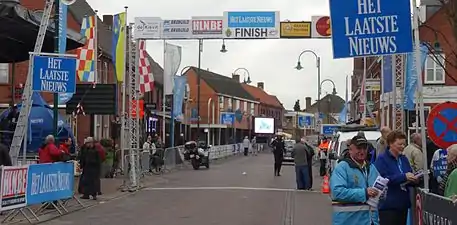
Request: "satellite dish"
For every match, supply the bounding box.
[61,0,76,5]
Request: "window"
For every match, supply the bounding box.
[425,54,445,84]
[228,98,232,109]
[0,64,9,83]
[250,103,255,114]
[219,96,224,109]
[236,99,240,110]
[243,101,247,112]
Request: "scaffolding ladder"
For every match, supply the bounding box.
[10,0,55,165]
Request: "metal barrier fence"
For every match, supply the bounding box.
[412,188,457,224]
[119,144,244,190]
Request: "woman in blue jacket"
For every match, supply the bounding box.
[374,130,418,225]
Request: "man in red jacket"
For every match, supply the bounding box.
[59,137,72,154]
[39,135,64,163]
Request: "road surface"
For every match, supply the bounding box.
[43,153,332,225]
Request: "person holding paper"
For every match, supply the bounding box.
[330,135,380,225]
[375,130,416,225]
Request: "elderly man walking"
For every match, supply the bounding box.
[292,138,311,190]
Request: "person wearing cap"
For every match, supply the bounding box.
[78,137,103,200]
[357,131,377,164]
[330,135,380,225]
[375,130,417,225]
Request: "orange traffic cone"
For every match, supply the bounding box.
[321,175,330,194]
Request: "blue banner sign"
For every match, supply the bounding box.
[321,124,340,135]
[223,11,280,39]
[404,43,428,110]
[298,116,312,128]
[26,163,74,205]
[329,0,413,58]
[173,75,187,120]
[32,56,77,94]
[220,112,235,125]
[382,55,393,93]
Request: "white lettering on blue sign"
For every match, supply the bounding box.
[29,171,71,195]
[229,16,273,24]
[329,0,412,58]
[32,56,76,94]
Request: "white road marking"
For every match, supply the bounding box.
[143,186,321,193]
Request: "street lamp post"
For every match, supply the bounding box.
[233,68,251,84]
[295,50,321,139]
[320,79,337,124]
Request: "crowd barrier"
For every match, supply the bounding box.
[0,162,84,224]
[412,188,457,225]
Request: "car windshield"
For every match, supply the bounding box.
[338,140,377,154]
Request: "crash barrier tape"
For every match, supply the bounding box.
[0,162,85,224]
[411,188,457,225]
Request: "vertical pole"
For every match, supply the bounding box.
[380,57,385,127]
[316,57,321,142]
[412,0,429,189]
[391,55,397,129]
[162,40,166,144]
[120,6,128,171]
[362,57,367,122]
[93,10,99,140]
[197,39,202,141]
[53,0,60,141]
[170,80,175,147]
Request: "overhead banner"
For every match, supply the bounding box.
[162,19,192,39]
[223,11,280,39]
[280,22,311,38]
[134,17,162,39]
[311,16,331,38]
[329,0,413,58]
[191,17,223,39]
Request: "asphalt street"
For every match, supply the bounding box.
[42,153,332,225]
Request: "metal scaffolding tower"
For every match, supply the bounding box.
[126,24,140,191]
[10,0,55,165]
[394,54,405,131]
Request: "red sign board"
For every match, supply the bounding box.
[130,100,144,118]
[426,102,457,149]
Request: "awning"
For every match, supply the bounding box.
[0,3,85,63]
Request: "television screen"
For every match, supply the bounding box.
[254,117,274,134]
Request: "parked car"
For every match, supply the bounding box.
[328,125,381,173]
[283,139,296,165]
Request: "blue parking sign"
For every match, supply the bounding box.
[329,0,413,59]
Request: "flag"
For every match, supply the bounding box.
[404,43,428,110]
[138,40,154,93]
[382,55,393,93]
[173,75,187,120]
[76,15,96,82]
[112,12,126,82]
[163,42,182,95]
[57,2,73,104]
[338,103,348,124]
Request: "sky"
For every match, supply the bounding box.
[87,0,353,110]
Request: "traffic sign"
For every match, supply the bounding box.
[427,102,457,149]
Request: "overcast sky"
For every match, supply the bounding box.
[87,0,353,110]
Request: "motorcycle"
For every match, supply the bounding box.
[184,141,210,170]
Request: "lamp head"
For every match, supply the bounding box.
[246,76,252,84]
[61,0,76,5]
[295,62,303,70]
[220,43,227,53]
[332,88,337,95]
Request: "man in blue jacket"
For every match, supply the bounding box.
[330,135,380,225]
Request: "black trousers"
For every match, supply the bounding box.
[308,164,313,188]
[244,147,248,156]
[379,209,408,225]
[319,159,327,176]
[274,154,283,175]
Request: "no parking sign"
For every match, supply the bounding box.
[427,102,457,149]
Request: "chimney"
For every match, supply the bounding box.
[103,15,114,29]
[232,74,240,83]
[305,97,312,110]
[257,82,264,90]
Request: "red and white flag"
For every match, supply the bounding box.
[138,40,154,93]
